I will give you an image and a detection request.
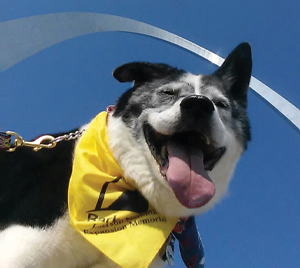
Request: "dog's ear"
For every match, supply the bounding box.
[113,62,182,85]
[214,42,252,101]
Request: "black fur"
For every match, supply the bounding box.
[113,62,184,85]
[0,131,77,229]
[213,42,252,105]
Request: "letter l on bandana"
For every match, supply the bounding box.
[68,112,178,268]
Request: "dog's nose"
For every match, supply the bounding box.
[180,95,215,117]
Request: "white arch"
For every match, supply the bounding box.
[0,12,299,132]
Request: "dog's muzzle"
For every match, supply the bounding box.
[143,96,226,209]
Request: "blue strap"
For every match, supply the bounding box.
[172,216,205,268]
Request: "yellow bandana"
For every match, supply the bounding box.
[68,111,178,268]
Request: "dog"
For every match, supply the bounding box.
[0,42,252,268]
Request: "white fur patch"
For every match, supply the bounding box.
[182,73,202,95]
[0,214,102,268]
[0,213,165,268]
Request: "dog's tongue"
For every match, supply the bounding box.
[166,140,215,208]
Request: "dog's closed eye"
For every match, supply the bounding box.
[160,88,178,96]
[214,100,229,109]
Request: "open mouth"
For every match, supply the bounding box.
[143,123,226,209]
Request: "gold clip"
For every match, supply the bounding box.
[6,131,57,152]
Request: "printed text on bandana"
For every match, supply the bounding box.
[82,177,167,235]
[85,210,167,235]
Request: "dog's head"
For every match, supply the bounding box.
[107,43,252,217]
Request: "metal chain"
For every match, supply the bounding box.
[2,129,85,152]
[50,129,85,144]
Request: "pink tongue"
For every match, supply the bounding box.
[166,140,215,208]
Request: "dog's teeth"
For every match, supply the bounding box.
[202,135,211,145]
[204,135,211,145]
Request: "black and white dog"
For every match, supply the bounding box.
[0,42,252,268]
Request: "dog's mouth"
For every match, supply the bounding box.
[143,123,226,209]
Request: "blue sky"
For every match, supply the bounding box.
[1,1,300,267]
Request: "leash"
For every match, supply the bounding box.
[0,107,115,153]
[0,130,85,152]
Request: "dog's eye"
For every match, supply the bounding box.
[160,89,177,96]
[215,100,229,109]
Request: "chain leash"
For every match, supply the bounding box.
[0,129,85,152]
[50,130,85,144]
